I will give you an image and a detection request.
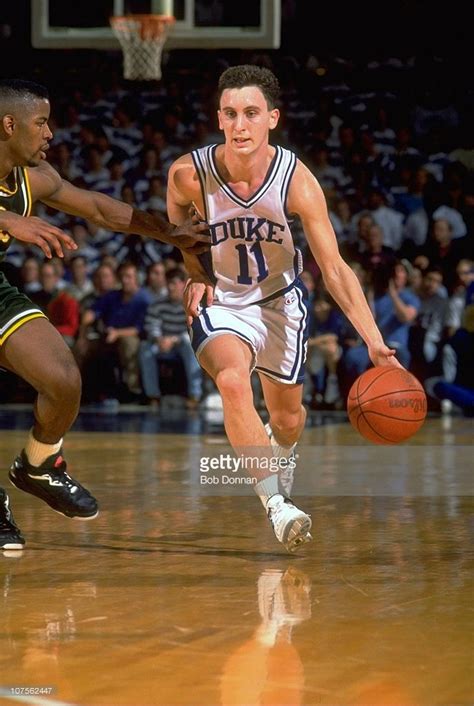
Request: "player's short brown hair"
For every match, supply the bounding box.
[218,65,280,109]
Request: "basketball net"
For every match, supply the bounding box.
[110,14,175,81]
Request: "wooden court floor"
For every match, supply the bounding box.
[0,415,472,706]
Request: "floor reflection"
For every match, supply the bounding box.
[221,568,310,706]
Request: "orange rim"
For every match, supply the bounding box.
[111,14,175,39]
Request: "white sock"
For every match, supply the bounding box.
[254,471,281,508]
[24,429,63,467]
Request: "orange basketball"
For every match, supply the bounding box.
[347,366,427,444]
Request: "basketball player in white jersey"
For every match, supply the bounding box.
[167,65,399,552]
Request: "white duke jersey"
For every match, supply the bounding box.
[192,144,303,306]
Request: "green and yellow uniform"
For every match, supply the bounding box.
[0,167,47,346]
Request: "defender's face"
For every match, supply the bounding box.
[218,86,279,155]
[12,98,52,167]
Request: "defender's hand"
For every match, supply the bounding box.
[184,279,214,326]
[1,213,77,258]
[172,215,210,254]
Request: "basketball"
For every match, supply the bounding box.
[347,366,427,444]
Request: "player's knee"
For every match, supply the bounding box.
[215,368,252,403]
[43,358,82,404]
[270,408,303,437]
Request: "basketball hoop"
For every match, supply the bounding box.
[110,14,175,81]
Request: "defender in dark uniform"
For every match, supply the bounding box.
[0,80,207,550]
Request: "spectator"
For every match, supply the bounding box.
[115,231,164,271]
[306,291,346,408]
[94,157,128,201]
[149,129,182,172]
[404,261,424,297]
[80,145,110,189]
[143,261,168,303]
[425,282,474,416]
[408,267,448,383]
[66,255,95,303]
[348,260,368,292]
[67,222,101,268]
[31,262,80,348]
[145,176,167,215]
[78,261,149,403]
[19,256,42,295]
[365,187,404,251]
[402,207,430,255]
[82,221,122,263]
[125,147,163,202]
[431,205,467,239]
[49,141,82,182]
[308,142,345,194]
[75,263,119,350]
[108,97,143,158]
[120,184,138,208]
[75,120,128,171]
[444,259,474,338]
[347,210,375,257]
[458,177,474,241]
[357,223,397,275]
[392,166,431,218]
[419,217,470,293]
[138,268,203,408]
[329,197,353,246]
[50,257,68,290]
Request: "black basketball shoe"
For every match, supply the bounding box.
[9,450,99,520]
[0,488,25,550]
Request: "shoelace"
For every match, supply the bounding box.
[50,471,81,494]
[30,467,81,495]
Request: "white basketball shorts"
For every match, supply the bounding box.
[190,280,309,385]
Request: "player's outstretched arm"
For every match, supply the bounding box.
[289,161,399,368]
[30,161,209,255]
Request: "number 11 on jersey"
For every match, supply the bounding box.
[235,242,269,285]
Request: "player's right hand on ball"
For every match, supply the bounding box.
[368,341,402,368]
[1,213,77,258]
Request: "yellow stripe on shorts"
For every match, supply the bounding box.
[0,312,47,346]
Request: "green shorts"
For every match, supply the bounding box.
[0,270,47,346]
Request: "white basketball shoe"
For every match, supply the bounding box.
[267,494,312,553]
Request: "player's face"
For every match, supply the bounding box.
[218,86,279,155]
[14,99,52,167]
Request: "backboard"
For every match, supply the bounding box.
[31,0,281,50]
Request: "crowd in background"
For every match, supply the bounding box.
[1,50,473,414]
